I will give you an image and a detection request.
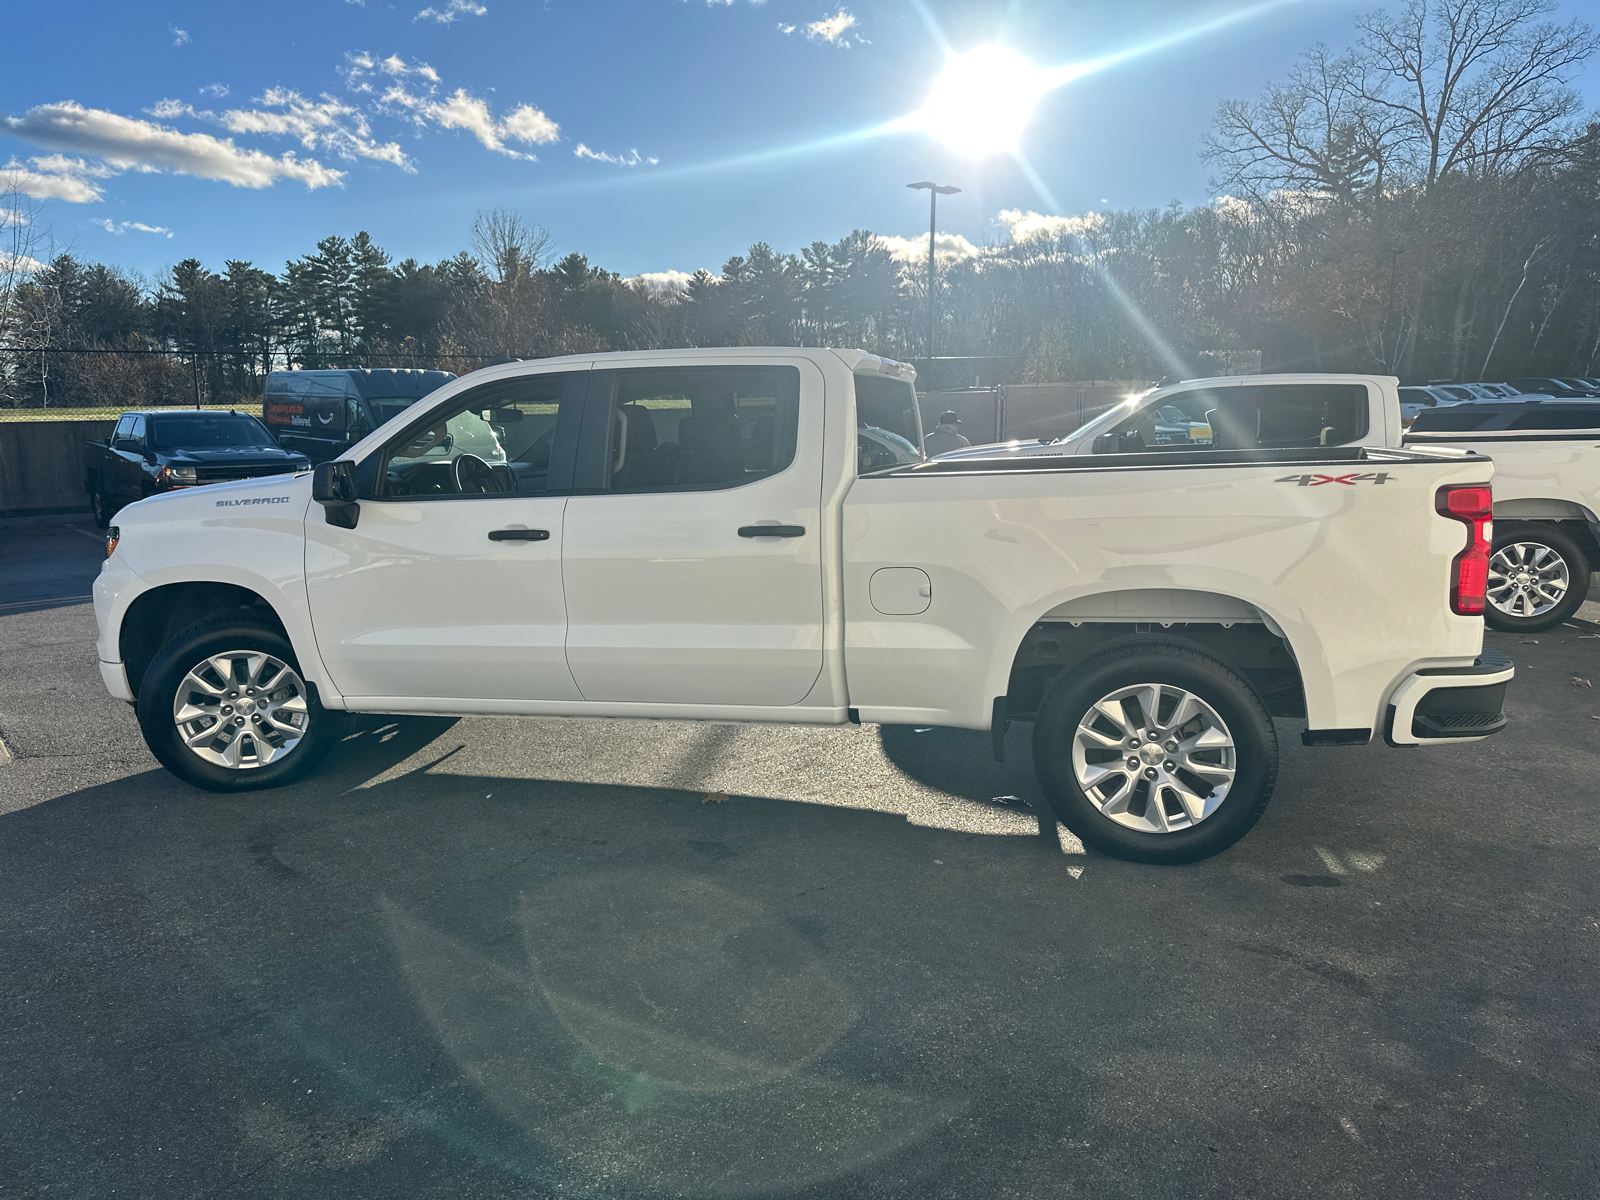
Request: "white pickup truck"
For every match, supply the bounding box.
[1404,398,1600,631]
[93,348,1512,864]
[942,373,1599,632]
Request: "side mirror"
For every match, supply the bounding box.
[312,460,360,529]
[1091,433,1116,455]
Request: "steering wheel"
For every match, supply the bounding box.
[453,453,505,494]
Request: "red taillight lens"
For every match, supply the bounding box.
[1437,484,1493,616]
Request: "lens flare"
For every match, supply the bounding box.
[916,45,1056,159]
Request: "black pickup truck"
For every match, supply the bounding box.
[85,409,311,527]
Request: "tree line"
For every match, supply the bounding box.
[1,0,1597,412]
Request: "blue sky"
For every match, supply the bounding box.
[3,0,1597,284]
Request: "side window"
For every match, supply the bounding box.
[112,415,135,445]
[1509,407,1600,430]
[346,397,371,439]
[1093,388,1227,453]
[379,373,578,499]
[129,415,146,446]
[1246,384,1367,447]
[592,366,800,493]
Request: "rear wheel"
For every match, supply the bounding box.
[137,613,343,792]
[1484,523,1590,633]
[89,483,112,528]
[1032,638,1279,864]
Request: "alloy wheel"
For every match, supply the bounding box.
[1070,683,1236,833]
[171,650,309,769]
[1487,541,1569,619]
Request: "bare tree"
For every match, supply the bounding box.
[470,209,552,285]
[0,182,46,406]
[1208,0,1596,198]
[1206,44,1399,204]
[1357,0,1598,187]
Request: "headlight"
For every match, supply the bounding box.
[105,525,120,558]
[160,465,199,485]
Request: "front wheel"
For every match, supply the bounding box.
[1483,523,1590,633]
[137,613,343,792]
[1032,638,1279,864]
[89,483,112,528]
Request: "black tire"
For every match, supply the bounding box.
[88,483,111,529]
[1483,522,1591,633]
[137,612,344,792]
[1032,638,1279,865]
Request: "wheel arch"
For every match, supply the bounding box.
[120,581,294,700]
[987,585,1323,726]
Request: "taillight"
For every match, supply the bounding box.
[1437,484,1492,615]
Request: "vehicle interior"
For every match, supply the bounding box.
[598,366,801,492]
[1095,383,1366,452]
[380,375,565,497]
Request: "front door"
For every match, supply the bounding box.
[560,360,826,706]
[305,370,587,705]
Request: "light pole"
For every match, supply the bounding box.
[907,181,960,369]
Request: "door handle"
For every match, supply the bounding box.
[738,525,806,538]
[488,528,550,541]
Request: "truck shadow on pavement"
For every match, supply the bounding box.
[2,677,1597,1198]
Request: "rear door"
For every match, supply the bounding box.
[560,359,826,706]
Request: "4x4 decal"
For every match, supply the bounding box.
[1276,472,1392,486]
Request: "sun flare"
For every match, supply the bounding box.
[916,45,1057,159]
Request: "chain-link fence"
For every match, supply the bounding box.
[0,347,1261,424]
[0,348,493,423]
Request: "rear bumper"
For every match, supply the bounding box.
[1383,646,1514,747]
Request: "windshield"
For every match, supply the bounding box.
[369,397,427,425]
[150,414,278,450]
[1058,390,1156,444]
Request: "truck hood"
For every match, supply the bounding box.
[113,469,313,531]
[160,446,307,466]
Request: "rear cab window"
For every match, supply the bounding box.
[854,372,923,471]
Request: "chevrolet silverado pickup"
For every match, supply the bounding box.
[85,409,310,527]
[92,348,1511,864]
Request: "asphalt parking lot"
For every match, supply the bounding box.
[2,521,1598,1199]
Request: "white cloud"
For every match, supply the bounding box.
[574,143,657,167]
[2,155,111,203]
[501,104,560,145]
[415,0,486,23]
[200,83,230,98]
[382,82,558,158]
[997,208,1106,243]
[91,218,174,237]
[803,10,856,44]
[2,101,344,190]
[878,231,984,263]
[1,251,46,274]
[221,90,413,170]
[777,23,795,34]
[627,269,698,293]
[170,26,190,46]
[343,52,442,95]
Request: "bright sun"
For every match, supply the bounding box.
[916,44,1056,159]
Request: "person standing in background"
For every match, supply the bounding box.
[923,410,970,456]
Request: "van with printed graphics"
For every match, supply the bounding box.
[264,369,456,465]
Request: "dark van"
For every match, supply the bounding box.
[264,369,456,463]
